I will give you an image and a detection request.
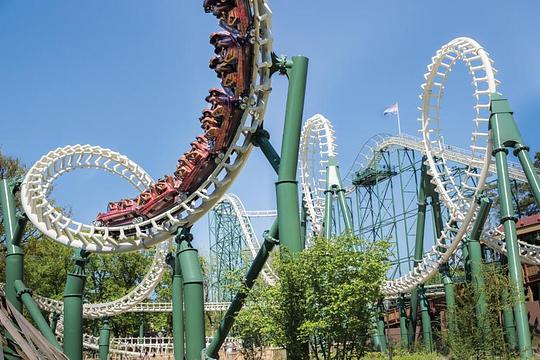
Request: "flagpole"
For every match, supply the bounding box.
[396,102,401,135]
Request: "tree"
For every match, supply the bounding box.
[234,235,390,360]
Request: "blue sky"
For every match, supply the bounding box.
[1,1,539,255]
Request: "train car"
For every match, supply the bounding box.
[95,0,253,229]
[95,199,139,227]
[137,176,180,219]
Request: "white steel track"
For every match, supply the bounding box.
[299,114,337,236]
[218,194,277,284]
[20,0,273,253]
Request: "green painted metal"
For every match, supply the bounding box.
[500,257,518,350]
[63,249,89,360]
[467,196,491,327]
[50,312,60,333]
[13,280,62,351]
[429,187,456,333]
[323,157,353,239]
[300,195,308,248]
[408,160,432,350]
[398,295,409,348]
[205,221,278,359]
[370,306,382,352]
[276,55,308,254]
[376,303,387,352]
[98,317,110,360]
[490,94,532,358]
[0,178,26,314]
[139,316,144,344]
[515,148,540,204]
[252,129,281,174]
[176,228,205,360]
[419,288,433,352]
[169,250,185,360]
[323,186,334,239]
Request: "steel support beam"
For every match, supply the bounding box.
[419,288,433,351]
[14,280,62,351]
[323,187,334,239]
[376,303,387,352]
[490,94,532,358]
[500,256,518,351]
[398,295,409,348]
[176,228,205,360]
[252,129,281,174]
[408,160,433,350]
[429,188,456,333]
[98,317,110,360]
[167,252,185,360]
[205,221,279,359]
[275,55,308,254]
[63,249,89,360]
[323,157,353,239]
[467,196,491,329]
[0,178,26,313]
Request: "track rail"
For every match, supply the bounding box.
[217,194,277,284]
[20,0,273,253]
[299,114,337,235]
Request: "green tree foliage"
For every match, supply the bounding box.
[234,235,390,360]
[84,250,154,336]
[447,263,517,359]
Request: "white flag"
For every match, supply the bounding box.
[383,103,399,115]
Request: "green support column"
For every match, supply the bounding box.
[99,317,110,360]
[398,295,409,348]
[0,178,26,313]
[51,312,60,333]
[490,94,532,358]
[501,256,518,350]
[252,129,281,174]
[275,55,308,254]
[176,228,205,360]
[376,303,387,352]
[467,196,491,327]
[205,221,278,359]
[300,195,308,248]
[323,157,353,239]
[167,251,185,360]
[63,249,89,360]
[408,160,432,350]
[138,316,144,353]
[13,280,62,351]
[323,187,334,239]
[370,307,382,352]
[419,288,433,352]
[429,188,456,333]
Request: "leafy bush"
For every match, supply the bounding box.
[234,235,390,360]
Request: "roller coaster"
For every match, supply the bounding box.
[1,1,540,359]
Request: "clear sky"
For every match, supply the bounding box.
[1,1,539,255]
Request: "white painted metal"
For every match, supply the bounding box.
[218,194,277,284]
[299,114,337,236]
[382,37,498,295]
